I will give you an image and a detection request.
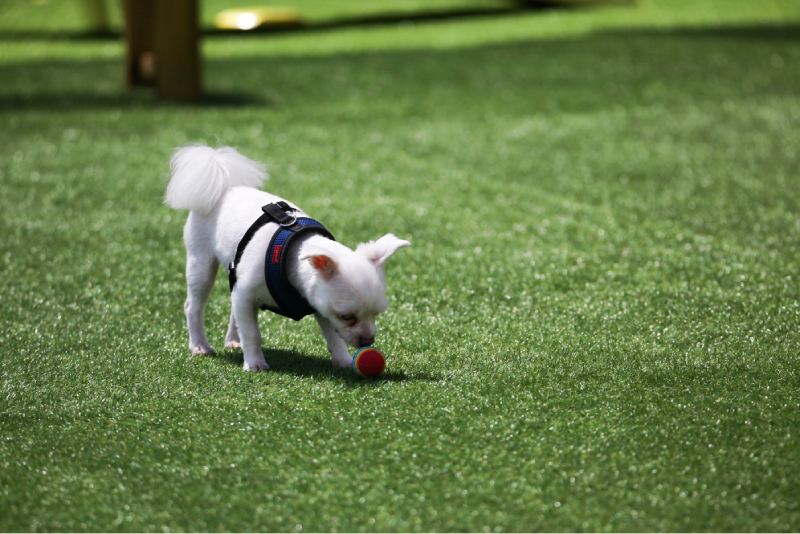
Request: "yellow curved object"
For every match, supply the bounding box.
[214,7,303,30]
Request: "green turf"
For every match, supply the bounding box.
[2,0,800,531]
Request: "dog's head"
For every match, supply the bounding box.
[301,234,410,347]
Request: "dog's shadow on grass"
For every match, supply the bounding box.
[215,347,437,384]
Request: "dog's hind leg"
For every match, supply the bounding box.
[184,250,218,355]
[224,310,241,349]
[231,290,269,371]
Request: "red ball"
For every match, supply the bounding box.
[352,347,385,377]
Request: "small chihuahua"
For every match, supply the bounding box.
[165,145,410,371]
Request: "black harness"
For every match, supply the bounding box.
[228,201,335,321]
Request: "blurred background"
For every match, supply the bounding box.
[2,1,799,531]
[2,0,797,103]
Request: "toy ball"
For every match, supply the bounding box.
[352,346,385,377]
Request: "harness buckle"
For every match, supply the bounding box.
[227,261,237,291]
[279,213,297,227]
[262,202,297,227]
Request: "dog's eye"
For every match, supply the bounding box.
[337,313,357,325]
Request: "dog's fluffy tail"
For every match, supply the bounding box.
[165,144,267,215]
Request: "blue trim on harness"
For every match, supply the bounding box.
[228,202,335,321]
[264,217,333,320]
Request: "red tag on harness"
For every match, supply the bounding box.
[271,245,282,264]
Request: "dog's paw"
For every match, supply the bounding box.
[332,355,353,369]
[243,359,270,372]
[190,343,215,356]
[224,340,242,350]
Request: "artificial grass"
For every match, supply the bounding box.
[1,0,800,531]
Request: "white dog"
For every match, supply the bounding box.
[165,145,410,371]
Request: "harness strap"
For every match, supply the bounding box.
[228,201,334,321]
[228,201,296,291]
[263,218,333,320]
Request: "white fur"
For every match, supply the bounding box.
[166,145,267,215]
[165,144,410,371]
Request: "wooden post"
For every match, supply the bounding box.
[123,0,156,87]
[155,0,201,101]
[122,0,201,100]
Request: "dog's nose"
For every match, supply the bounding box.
[358,336,375,347]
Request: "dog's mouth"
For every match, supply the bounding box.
[337,329,371,349]
[340,333,360,348]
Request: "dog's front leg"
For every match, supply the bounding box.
[315,314,352,368]
[231,291,269,371]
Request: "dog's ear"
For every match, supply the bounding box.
[356,234,411,268]
[302,254,338,280]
